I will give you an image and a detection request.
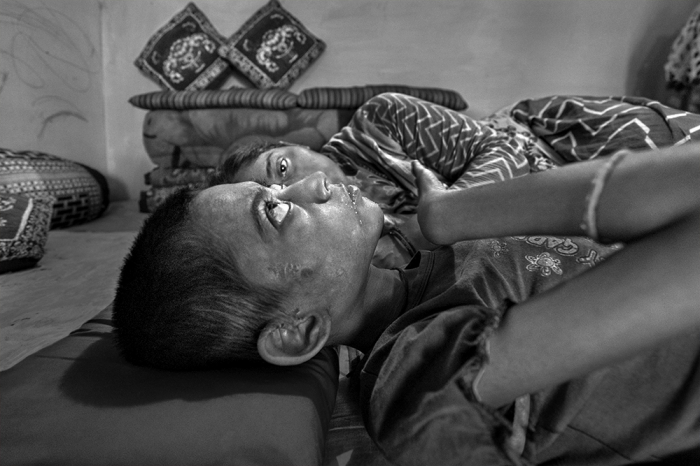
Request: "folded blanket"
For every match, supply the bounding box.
[143,108,354,168]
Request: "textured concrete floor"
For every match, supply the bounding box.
[0,201,146,371]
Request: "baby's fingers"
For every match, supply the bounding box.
[412,162,445,196]
[412,162,450,245]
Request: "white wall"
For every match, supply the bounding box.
[3,0,698,200]
[0,0,106,173]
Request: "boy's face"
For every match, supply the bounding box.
[193,172,383,314]
[231,145,348,187]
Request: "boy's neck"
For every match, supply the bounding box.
[346,265,405,353]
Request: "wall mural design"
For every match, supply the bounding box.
[0,0,99,138]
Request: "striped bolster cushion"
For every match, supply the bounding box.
[129,88,298,110]
[0,148,109,229]
[298,85,468,110]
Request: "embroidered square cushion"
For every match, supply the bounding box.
[0,148,109,229]
[219,0,326,89]
[0,193,53,274]
[134,2,231,91]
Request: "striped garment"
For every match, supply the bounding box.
[509,95,700,163]
[321,93,532,214]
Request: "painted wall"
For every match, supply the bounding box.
[0,0,106,172]
[2,0,698,200]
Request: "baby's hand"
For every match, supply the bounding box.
[412,162,452,245]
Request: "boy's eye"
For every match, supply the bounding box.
[266,200,290,225]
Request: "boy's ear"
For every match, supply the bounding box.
[257,310,331,366]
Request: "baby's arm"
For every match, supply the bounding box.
[413,146,699,245]
[414,144,700,408]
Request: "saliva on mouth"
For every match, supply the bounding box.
[345,184,362,225]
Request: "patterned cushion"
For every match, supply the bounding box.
[298,86,469,110]
[128,88,298,110]
[0,305,339,466]
[0,148,109,229]
[218,0,325,90]
[0,194,53,274]
[665,4,700,88]
[134,3,231,91]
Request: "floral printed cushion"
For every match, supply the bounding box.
[0,194,53,274]
[218,0,325,90]
[134,2,231,91]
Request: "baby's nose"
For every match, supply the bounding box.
[280,171,331,203]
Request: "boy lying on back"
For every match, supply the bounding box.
[114,143,700,465]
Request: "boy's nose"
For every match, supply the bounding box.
[279,171,331,204]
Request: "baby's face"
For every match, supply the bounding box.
[232,145,349,187]
[192,171,383,315]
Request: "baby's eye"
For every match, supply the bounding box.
[266,200,290,225]
[279,158,289,177]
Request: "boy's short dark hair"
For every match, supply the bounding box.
[113,187,284,370]
[208,141,290,186]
